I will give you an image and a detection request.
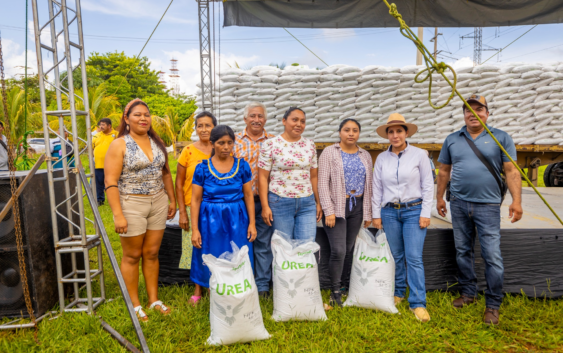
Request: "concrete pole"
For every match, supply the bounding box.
[434,27,438,60]
[416,27,424,65]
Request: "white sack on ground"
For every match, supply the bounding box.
[343,228,398,314]
[203,243,271,346]
[271,230,327,322]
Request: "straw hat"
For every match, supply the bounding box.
[376,113,418,139]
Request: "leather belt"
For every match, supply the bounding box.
[385,200,422,210]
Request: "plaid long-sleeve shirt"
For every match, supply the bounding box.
[318,143,373,222]
[233,128,275,195]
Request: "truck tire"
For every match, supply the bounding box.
[544,163,563,187]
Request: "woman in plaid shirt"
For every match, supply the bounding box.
[318,118,373,307]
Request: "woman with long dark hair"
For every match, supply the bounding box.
[105,98,176,322]
[190,125,257,305]
[318,118,373,307]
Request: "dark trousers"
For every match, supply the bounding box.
[252,199,274,292]
[322,197,364,292]
[94,168,105,202]
[450,196,504,309]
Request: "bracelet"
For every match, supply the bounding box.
[105,185,118,191]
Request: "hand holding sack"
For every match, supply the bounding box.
[203,242,271,345]
[271,231,327,322]
[343,228,398,314]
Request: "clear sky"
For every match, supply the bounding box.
[1,0,563,95]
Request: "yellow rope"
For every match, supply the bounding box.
[382,0,563,226]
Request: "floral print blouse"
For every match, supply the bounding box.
[258,135,318,198]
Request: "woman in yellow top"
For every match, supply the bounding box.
[175,112,216,276]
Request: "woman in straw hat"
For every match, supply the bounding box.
[371,113,434,322]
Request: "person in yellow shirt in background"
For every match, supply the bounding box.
[93,118,117,206]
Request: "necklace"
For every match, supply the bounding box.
[207,158,240,180]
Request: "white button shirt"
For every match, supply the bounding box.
[371,143,434,218]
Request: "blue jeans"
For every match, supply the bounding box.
[253,200,274,292]
[95,169,105,203]
[269,192,317,241]
[381,201,427,309]
[450,196,503,309]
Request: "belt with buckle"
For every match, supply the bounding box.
[385,200,423,209]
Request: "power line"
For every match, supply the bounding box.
[112,0,174,96]
[480,25,537,65]
[282,28,328,66]
[501,41,563,61]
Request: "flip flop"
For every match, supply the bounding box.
[188,295,202,307]
[149,300,172,315]
[134,305,149,323]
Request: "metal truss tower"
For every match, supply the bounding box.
[198,0,213,112]
[31,0,105,314]
[169,58,180,97]
[473,27,483,65]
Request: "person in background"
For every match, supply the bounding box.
[233,102,275,299]
[93,118,117,206]
[258,107,323,241]
[175,111,215,305]
[436,95,522,325]
[0,121,8,171]
[190,125,257,306]
[51,130,75,169]
[372,113,433,323]
[318,118,373,307]
[104,99,176,323]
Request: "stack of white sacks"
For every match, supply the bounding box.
[194,62,563,145]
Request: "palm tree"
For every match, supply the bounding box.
[151,107,195,146]
[0,86,42,142]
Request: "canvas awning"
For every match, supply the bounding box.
[223,0,563,28]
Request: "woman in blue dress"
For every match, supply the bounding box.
[190,125,257,305]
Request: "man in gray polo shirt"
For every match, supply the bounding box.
[436,94,523,325]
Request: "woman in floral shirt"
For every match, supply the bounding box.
[258,107,322,241]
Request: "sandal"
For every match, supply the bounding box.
[188,295,202,307]
[134,306,149,323]
[149,300,172,315]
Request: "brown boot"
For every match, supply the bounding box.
[483,308,500,325]
[452,295,476,308]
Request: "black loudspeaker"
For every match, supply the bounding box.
[0,169,75,318]
[158,227,193,286]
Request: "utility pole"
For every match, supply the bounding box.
[429,27,443,60]
[473,27,482,65]
[416,27,424,65]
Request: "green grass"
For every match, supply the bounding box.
[2,156,562,352]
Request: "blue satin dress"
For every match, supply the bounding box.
[190,157,254,287]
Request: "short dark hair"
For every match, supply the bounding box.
[98,118,112,126]
[339,118,361,132]
[195,111,218,127]
[282,107,306,120]
[0,121,4,128]
[210,125,235,157]
[386,125,408,134]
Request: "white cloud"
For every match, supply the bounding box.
[151,50,259,95]
[321,29,356,42]
[448,57,474,69]
[1,39,38,78]
[81,0,195,24]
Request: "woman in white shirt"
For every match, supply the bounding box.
[372,113,434,323]
[258,107,322,241]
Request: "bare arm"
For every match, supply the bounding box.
[104,139,126,234]
[436,163,452,217]
[243,181,257,242]
[504,161,523,223]
[175,164,189,230]
[162,164,176,220]
[310,167,323,222]
[258,167,273,226]
[191,184,203,248]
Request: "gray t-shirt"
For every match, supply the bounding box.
[438,126,517,204]
[0,135,8,171]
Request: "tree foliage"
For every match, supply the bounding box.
[143,94,197,125]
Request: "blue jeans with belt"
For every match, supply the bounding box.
[381,200,427,309]
[450,196,503,309]
[268,192,317,241]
